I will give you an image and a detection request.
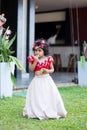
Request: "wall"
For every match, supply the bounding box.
[72,7,87,44]
[35,11,66,23]
[49,46,80,68]
[35,9,71,46]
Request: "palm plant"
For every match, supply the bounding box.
[0,27,25,87]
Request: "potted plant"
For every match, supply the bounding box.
[0,27,25,98]
[78,41,87,87]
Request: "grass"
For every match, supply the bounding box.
[0,86,87,130]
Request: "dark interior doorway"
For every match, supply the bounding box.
[1,0,18,76]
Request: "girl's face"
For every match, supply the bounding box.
[34,47,44,58]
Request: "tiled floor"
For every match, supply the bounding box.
[16,72,78,88]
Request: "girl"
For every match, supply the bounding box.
[23,38,67,120]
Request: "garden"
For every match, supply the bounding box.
[0,86,87,130]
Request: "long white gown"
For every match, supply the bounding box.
[23,74,67,120]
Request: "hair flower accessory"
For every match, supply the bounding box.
[41,40,45,43]
[33,39,46,49]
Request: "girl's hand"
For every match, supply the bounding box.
[40,68,48,74]
[34,55,39,61]
[35,68,51,76]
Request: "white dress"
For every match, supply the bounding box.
[23,73,67,120]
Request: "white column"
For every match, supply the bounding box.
[22,0,27,69]
[27,0,35,84]
[17,0,23,79]
[17,0,28,80]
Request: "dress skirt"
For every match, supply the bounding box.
[23,74,67,120]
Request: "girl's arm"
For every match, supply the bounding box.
[47,62,54,73]
[29,55,39,71]
[40,62,54,74]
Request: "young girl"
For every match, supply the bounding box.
[23,39,67,120]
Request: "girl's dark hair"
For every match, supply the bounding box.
[33,38,49,56]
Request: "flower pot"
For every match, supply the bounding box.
[78,61,87,87]
[0,62,15,98]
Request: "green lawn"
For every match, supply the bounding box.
[0,86,87,130]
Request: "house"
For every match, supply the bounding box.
[0,0,87,87]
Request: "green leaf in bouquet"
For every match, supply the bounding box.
[10,55,25,72]
[80,56,85,67]
[6,34,16,49]
[11,72,16,87]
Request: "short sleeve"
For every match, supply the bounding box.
[27,55,34,63]
[48,56,54,63]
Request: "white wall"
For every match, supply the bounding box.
[35,11,66,23]
[49,46,80,68]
